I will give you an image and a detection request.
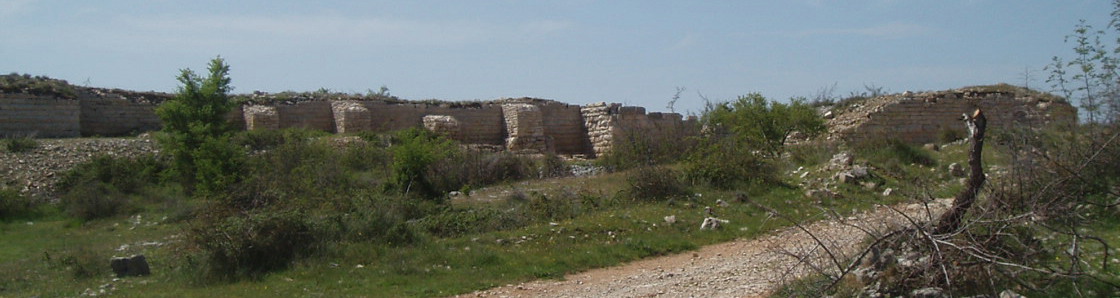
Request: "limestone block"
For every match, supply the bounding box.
[422,115,461,139]
[243,105,279,130]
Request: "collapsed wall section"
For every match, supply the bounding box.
[0,94,80,137]
[830,89,1078,144]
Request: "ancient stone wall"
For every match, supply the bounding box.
[0,94,81,138]
[829,87,1078,144]
[275,101,336,132]
[502,103,553,153]
[538,101,590,155]
[581,103,619,157]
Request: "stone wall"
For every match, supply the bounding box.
[276,101,336,132]
[501,103,553,153]
[829,87,1078,144]
[581,103,619,157]
[0,94,80,138]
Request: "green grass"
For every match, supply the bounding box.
[0,133,978,297]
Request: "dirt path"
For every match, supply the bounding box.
[462,199,951,298]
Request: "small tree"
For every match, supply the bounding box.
[702,93,825,157]
[156,57,242,196]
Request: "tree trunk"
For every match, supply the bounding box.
[935,108,988,234]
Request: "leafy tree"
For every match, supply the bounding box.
[156,57,243,196]
[702,93,825,157]
[389,128,456,199]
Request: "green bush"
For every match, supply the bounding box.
[61,182,133,221]
[702,93,825,157]
[189,208,314,280]
[57,154,167,195]
[2,137,38,153]
[684,138,777,189]
[938,128,966,143]
[231,128,330,151]
[623,166,690,201]
[853,138,936,171]
[52,246,107,279]
[0,188,35,220]
[388,128,457,199]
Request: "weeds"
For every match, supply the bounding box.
[2,136,38,153]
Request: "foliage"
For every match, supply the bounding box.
[595,128,692,171]
[1047,16,1120,123]
[0,73,78,98]
[60,182,134,221]
[2,137,38,153]
[156,57,243,197]
[56,154,168,221]
[388,128,457,199]
[57,154,167,195]
[230,128,330,151]
[702,93,825,157]
[852,138,936,177]
[683,137,777,189]
[622,166,690,201]
[189,208,314,280]
[0,188,35,221]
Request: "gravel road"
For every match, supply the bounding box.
[464,199,951,298]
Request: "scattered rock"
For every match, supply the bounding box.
[822,110,834,119]
[663,215,676,225]
[910,287,946,298]
[805,188,838,200]
[881,188,894,196]
[923,143,939,151]
[829,152,854,170]
[999,289,1025,298]
[699,217,728,230]
[110,254,150,277]
[715,199,729,207]
[948,162,966,178]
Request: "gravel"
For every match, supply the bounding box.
[463,199,951,298]
[0,136,159,200]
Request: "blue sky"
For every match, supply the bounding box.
[1,0,1113,114]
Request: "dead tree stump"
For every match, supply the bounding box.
[935,108,987,234]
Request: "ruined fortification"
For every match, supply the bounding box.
[827,84,1077,144]
[0,86,697,157]
[1,81,1078,155]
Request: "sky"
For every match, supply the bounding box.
[1,0,1115,114]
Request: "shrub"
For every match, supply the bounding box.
[0,188,35,220]
[61,182,133,221]
[57,154,167,195]
[537,153,570,178]
[231,128,330,151]
[702,93,825,157]
[52,246,106,279]
[2,136,38,153]
[189,208,314,280]
[853,138,936,170]
[623,166,690,201]
[938,128,966,143]
[684,138,777,189]
[388,128,457,199]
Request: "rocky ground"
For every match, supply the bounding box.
[463,199,952,298]
[0,136,158,200]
